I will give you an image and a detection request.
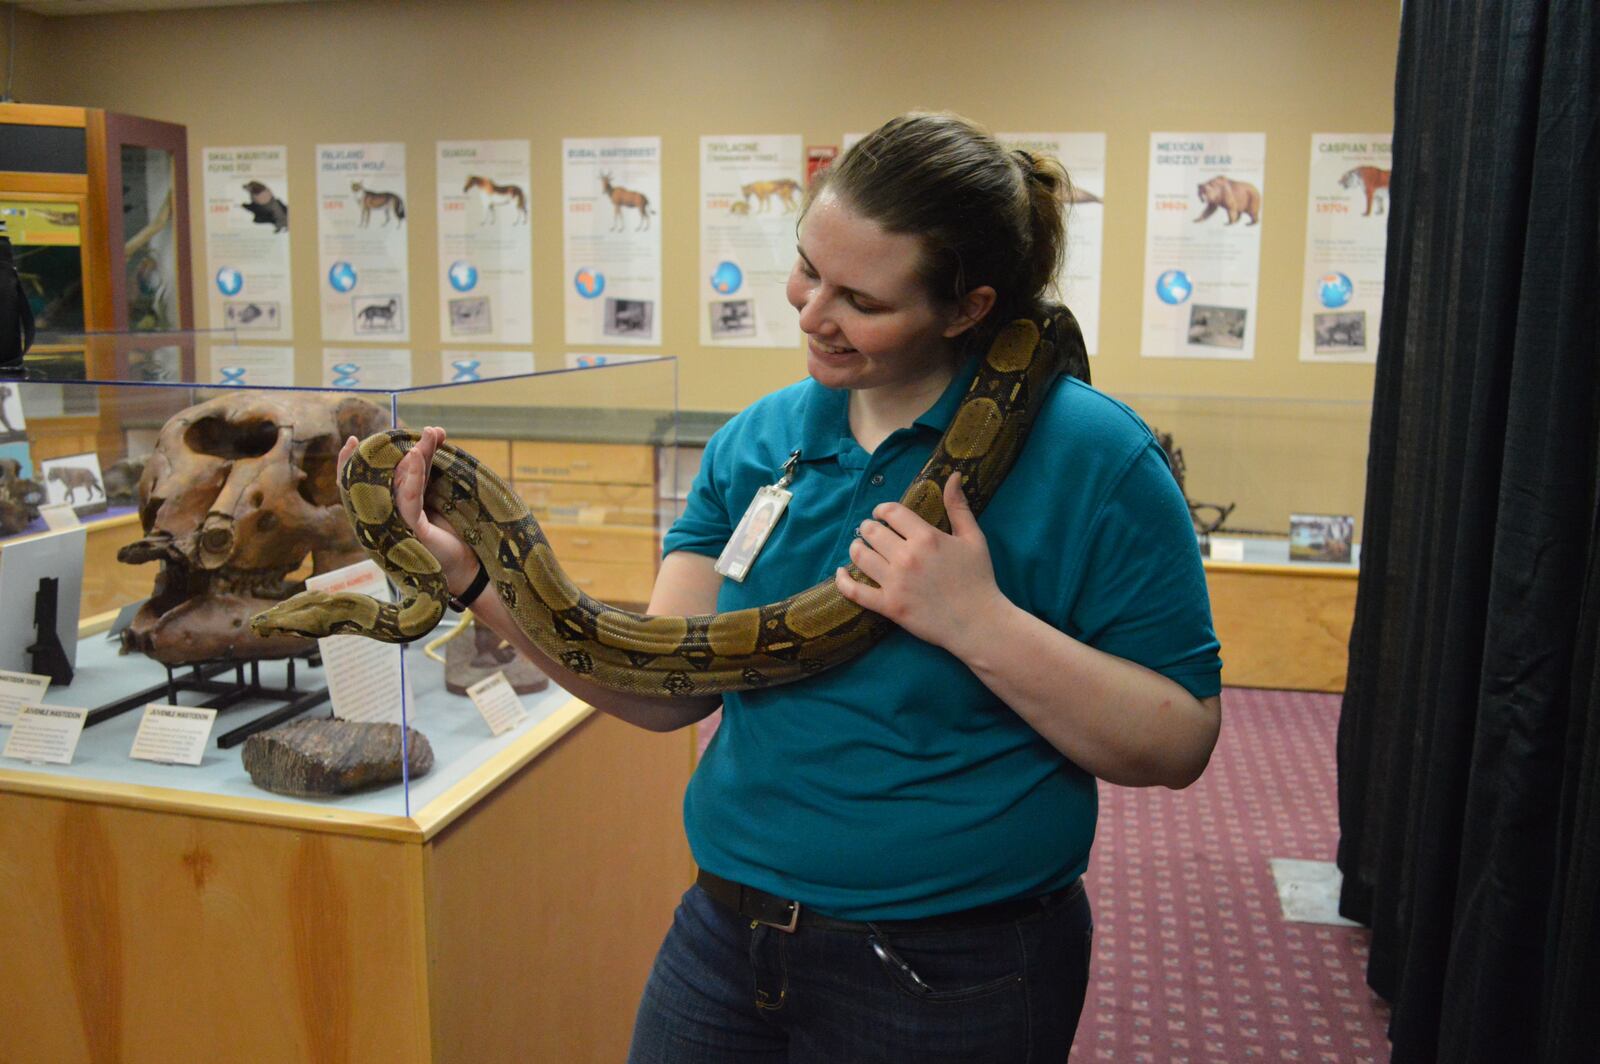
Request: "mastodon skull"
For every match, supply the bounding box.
[117,392,390,664]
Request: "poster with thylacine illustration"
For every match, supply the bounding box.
[699,135,803,349]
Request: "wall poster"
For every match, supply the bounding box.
[436,140,533,345]
[317,143,409,343]
[1141,132,1267,360]
[202,147,293,340]
[1300,134,1391,363]
[562,137,662,346]
[699,134,803,348]
[440,350,535,383]
[322,348,412,390]
[206,345,295,388]
[998,132,1106,355]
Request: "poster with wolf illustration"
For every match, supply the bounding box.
[1300,134,1390,363]
[563,137,662,346]
[1141,132,1266,360]
[437,140,533,345]
[699,135,802,348]
[322,348,412,390]
[202,146,294,341]
[317,142,410,342]
[998,132,1107,356]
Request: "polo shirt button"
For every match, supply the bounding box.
[869,473,885,486]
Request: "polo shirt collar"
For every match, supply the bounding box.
[792,354,980,464]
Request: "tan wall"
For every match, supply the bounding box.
[14,0,1399,421]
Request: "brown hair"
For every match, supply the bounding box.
[803,112,1071,341]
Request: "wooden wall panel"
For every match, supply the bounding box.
[1206,565,1358,693]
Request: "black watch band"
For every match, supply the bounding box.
[447,564,490,613]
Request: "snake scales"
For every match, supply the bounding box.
[251,307,1088,697]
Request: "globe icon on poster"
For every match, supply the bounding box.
[710,261,743,295]
[574,267,605,299]
[215,267,244,296]
[328,261,358,293]
[1319,272,1354,308]
[448,260,478,292]
[1155,269,1193,305]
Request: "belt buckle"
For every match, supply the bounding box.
[757,900,800,933]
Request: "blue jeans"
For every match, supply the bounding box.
[628,881,1092,1063]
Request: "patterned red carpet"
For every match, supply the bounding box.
[1073,687,1392,1062]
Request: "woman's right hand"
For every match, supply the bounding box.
[338,426,480,595]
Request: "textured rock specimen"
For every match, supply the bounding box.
[242,719,433,797]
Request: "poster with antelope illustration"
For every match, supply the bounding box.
[698,134,803,348]
[202,146,294,341]
[997,132,1107,356]
[562,137,662,346]
[1141,132,1267,360]
[437,140,533,346]
[1300,134,1391,363]
[316,142,410,342]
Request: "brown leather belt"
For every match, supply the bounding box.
[695,868,1083,934]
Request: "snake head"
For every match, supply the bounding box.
[251,590,345,639]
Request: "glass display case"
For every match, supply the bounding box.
[0,341,679,818]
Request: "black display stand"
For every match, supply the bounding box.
[27,577,73,685]
[83,653,331,749]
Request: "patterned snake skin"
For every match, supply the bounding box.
[251,308,1088,697]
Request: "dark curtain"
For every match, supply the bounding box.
[1336,1,1599,1062]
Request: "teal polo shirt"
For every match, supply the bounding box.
[664,357,1221,920]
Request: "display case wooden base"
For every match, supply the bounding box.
[1205,560,1359,693]
[0,701,695,1064]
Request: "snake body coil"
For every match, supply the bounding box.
[251,309,1086,697]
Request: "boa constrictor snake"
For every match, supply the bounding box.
[251,307,1089,697]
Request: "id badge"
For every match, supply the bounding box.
[715,484,792,582]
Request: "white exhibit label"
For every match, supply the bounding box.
[563,137,662,346]
[129,704,217,766]
[3,705,86,765]
[322,348,412,390]
[317,142,410,342]
[202,146,294,339]
[1300,134,1391,363]
[0,669,50,727]
[998,133,1107,355]
[207,344,296,387]
[39,503,81,530]
[306,560,408,724]
[1141,132,1267,360]
[699,134,803,348]
[466,671,531,737]
[440,350,535,383]
[437,140,533,344]
[1207,537,1247,562]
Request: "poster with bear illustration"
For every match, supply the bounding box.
[563,137,662,346]
[317,143,410,343]
[437,140,533,346]
[202,146,294,341]
[1141,132,1267,360]
[699,134,803,348]
[1300,134,1391,363]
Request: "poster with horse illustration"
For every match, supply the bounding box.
[1300,134,1391,363]
[317,142,410,342]
[437,139,533,345]
[202,146,294,341]
[699,134,803,348]
[562,137,662,346]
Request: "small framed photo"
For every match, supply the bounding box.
[40,453,109,519]
[604,297,654,339]
[709,299,756,340]
[1289,513,1355,563]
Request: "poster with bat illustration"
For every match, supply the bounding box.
[202,146,294,341]
[699,134,803,349]
[562,137,663,346]
[1300,134,1391,363]
[1141,132,1267,360]
[317,142,411,343]
[998,132,1107,357]
[437,139,533,346]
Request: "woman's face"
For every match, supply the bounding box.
[785,191,968,393]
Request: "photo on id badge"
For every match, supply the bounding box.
[716,489,788,582]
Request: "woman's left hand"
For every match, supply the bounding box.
[835,472,1008,652]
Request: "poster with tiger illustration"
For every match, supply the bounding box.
[316,142,410,342]
[202,146,294,341]
[563,137,663,346]
[699,134,803,348]
[998,132,1107,356]
[1141,132,1267,360]
[1300,134,1391,363]
[437,140,533,347]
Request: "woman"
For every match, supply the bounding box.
[368,113,1222,1062]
